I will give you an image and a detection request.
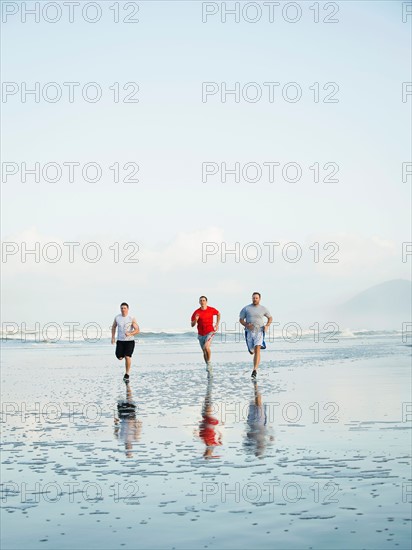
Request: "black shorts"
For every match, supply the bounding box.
[115,340,135,359]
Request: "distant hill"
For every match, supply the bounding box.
[334,279,411,330]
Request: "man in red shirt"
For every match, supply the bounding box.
[191,296,220,369]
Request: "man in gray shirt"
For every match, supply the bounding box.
[239,292,272,379]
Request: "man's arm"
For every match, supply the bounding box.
[214,312,221,332]
[239,317,254,330]
[191,312,199,328]
[111,318,117,344]
[239,307,246,327]
[125,318,140,337]
[240,307,254,330]
[264,314,273,332]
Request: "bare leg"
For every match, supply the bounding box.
[202,336,213,363]
[203,344,212,363]
[125,356,131,375]
[253,346,261,370]
[203,343,211,363]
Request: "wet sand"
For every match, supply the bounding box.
[1,337,411,549]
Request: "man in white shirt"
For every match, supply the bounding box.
[111,302,140,383]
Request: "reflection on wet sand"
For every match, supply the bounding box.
[197,373,222,459]
[243,380,274,458]
[114,384,142,458]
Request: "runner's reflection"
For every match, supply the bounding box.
[114,384,142,458]
[243,380,274,458]
[198,373,222,459]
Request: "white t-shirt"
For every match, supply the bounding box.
[115,314,135,341]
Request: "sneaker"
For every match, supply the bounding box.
[251,370,257,379]
[123,374,130,383]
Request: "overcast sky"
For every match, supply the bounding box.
[1,1,411,330]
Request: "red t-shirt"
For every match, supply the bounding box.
[191,306,219,336]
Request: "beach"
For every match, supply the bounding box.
[1,332,411,549]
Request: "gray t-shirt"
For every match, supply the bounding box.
[239,304,271,330]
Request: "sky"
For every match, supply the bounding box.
[1,0,411,330]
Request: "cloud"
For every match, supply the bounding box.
[141,226,224,271]
[1,226,226,281]
[307,232,400,277]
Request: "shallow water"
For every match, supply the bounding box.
[1,335,411,549]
